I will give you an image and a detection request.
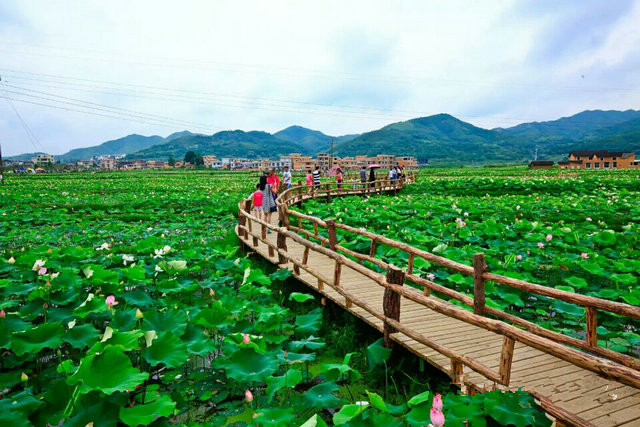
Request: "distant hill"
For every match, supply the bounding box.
[273,125,359,153]
[6,152,47,162]
[56,131,195,161]
[335,114,530,163]
[126,130,306,160]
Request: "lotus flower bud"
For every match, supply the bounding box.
[242,333,251,344]
[8,257,15,264]
[135,309,144,319]
[21,372,28,382]
[245,389,253,402]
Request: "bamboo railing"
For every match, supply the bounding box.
[237,174,640,398]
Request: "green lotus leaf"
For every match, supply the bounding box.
[302,382,343,409]
[404,402,431,426]
[294,309,322,336]
[88,329,143,354]
[63,324,100,349]
[254,407,296,426]
[73,293,107,319]
[300,414,329,427]
[407,390,430,407]
[242,268,271,286]
[194,301,230,330]
[121,265,146,281]
[289,335,325,351]
[143,309,187,336]
[217,347,278,383]
[119,394,176,426]
[289,292,314,303]
[366,390,389,413]
[266,369,302,402]
[181,324,216,356]
[121,290,154,308]
[11,322,64,356]
[333,403,369,425]
[142,331,188,368]
[67,346,148,395]
[563,276,588,289]
[366,338,391,371]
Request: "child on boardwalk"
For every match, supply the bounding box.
[251,184,263,221]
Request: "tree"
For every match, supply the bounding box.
[168,155,176,166]
[194,154,204,166]
[184,151,196,164]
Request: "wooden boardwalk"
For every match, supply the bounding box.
[236,178,640,426]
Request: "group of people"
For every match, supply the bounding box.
[250,164,406,224]
[250,167,292,226]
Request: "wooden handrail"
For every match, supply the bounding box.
[238,172,640,390]
[238,207,640,389]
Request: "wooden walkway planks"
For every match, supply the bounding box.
[236,188,640,426]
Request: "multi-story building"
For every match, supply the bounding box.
[99,156,117,170]
[289,153,314,171]
[269,157,292,171]
[146,160,166,170]
[316,153,331,170]
[133,160,147,170]
[396,156,418,169]
[202,155,219,168]
[562,151,638,170]
[32,153,54,164]
[75,160,95,169]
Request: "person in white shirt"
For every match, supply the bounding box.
[282,166,292,189]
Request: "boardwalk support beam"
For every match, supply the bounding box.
[499,336,515,386]
[473,253,487,315]
[383,265,405,348]
[326,219,337,250]
[277,232,287,265]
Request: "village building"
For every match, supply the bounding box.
[396,156,419,169]
[99,156,117,170]
[564,151,639,170]
[32,153,55,164]
[146,160,166,169]
[529,161,555,169]
[203,155,223,168]
[289,153,314,171]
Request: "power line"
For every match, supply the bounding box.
[0,78,46,153]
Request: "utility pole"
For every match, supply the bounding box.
[329,138,334,170]
[534,148,539,161]
[0,143,4,185]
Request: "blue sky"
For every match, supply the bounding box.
[1,0,639,156]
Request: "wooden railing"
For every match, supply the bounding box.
[237,174,640,395]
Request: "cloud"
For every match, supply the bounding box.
[1,0,639,156]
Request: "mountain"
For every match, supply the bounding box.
[273,125,358,153]
[6,152,47,162]
[335,114,529,163]
[497,110,640,141]
[126,130,306,160]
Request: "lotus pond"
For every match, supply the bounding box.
[0,169,569,426]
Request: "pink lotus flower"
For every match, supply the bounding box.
[245,389,253,402]
[537,242,544,249]
[433,394,443,410]
[38,267,47,275]
[516,205,521,210]
[586,217,592,222]
[242,333,251,344]
[0,309,5,318]
[581,252,589,259]
[105,295,118,308]
[32,259,45,271]
[430,407,445,427]
[427,273,436,281]
[516,254,522,261]
[546,234,553,242]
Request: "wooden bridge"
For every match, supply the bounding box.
[236,175,640,426]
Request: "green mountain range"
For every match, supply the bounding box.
[8,109,640,164]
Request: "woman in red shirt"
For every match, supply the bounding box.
[251,183,264,220]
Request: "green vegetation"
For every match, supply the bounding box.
[0,170,550,426]
[299,166,640,354]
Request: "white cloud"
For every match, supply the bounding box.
[0,0,639,156]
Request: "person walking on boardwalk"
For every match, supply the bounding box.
[282,166,292,190]
[336,167,343,189]
[306,170,313,190]
[369,167,376,188]
[312,166,321,190]
[259,175,276,229]
[359,165,367,188]
[267,169,280,201]
[251,183,264,221]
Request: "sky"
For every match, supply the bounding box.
[1,0,640,156]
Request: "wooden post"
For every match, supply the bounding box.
[334,261,342,288]
[296,180,303,208]
[238,209,246,238]
[407,253,414,276]
[252,235,258,247]
[277,232,287,265]
[383,265,405,348]
[317,278,324,291]
[302,246,310,266]
[586,307,597,348]
[326,182,332,202]
[473,253,487,316]
[261,223,267,240]
[243,200,252,239]
[369,238,377,257]
[279,206,290,228]
[499,336,515,386]
[326,219,337,250]
[451,359,463,384]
